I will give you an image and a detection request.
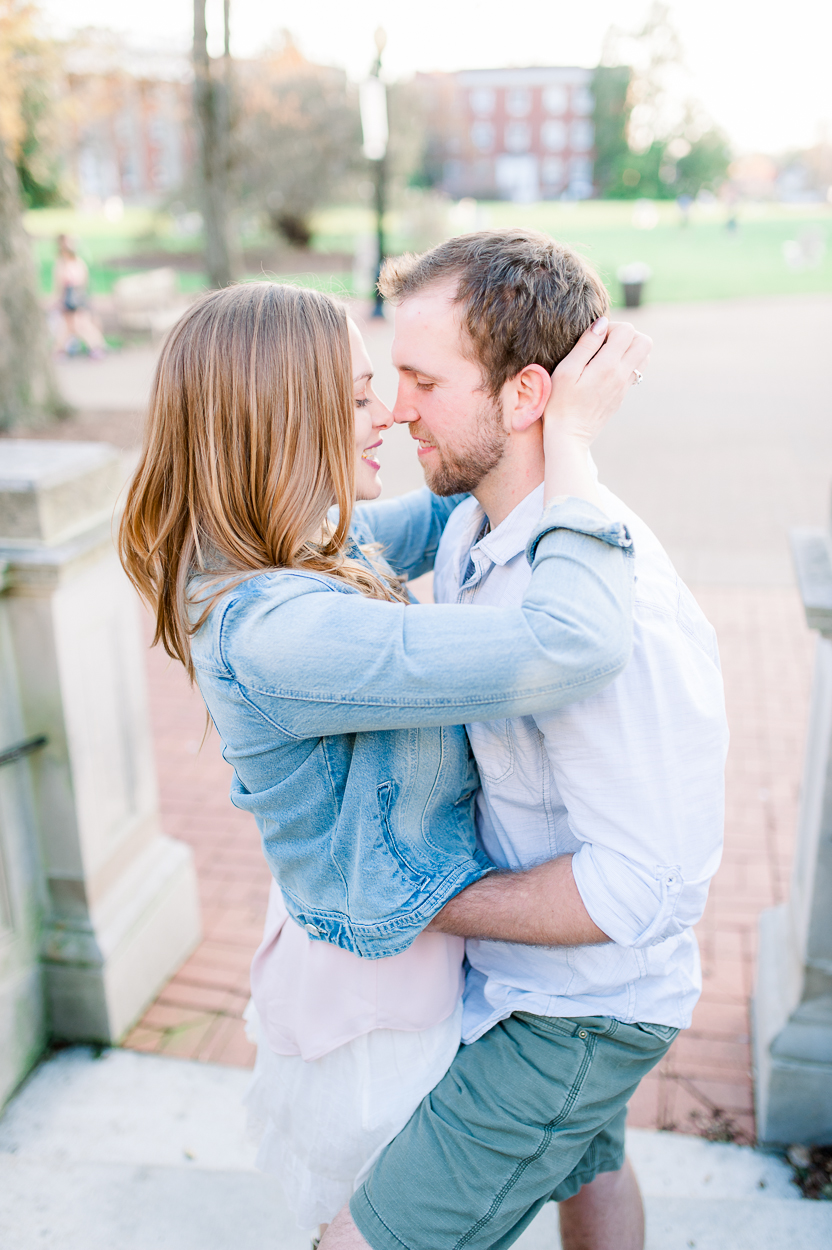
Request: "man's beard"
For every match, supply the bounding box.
[414,400,508,496]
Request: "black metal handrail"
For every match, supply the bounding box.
[0,735,48,769]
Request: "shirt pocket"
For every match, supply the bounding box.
[465,719,515,783]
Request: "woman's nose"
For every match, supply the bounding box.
[373,399,394,430]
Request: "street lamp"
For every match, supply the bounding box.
[359,27,388,316]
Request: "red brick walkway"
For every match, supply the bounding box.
[123,619,269,1068]
[627,586,814,1142]
[124,584,816,1143]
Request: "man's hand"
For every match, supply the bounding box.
[544,319,653,448]
[426,854,610,946]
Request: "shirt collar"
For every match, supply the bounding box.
[474,483,546,567]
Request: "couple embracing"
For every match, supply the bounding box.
[121,230,728,1250]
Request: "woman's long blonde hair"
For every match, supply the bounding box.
[119,282,404,679]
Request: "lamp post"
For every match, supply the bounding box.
[359,27,388,317]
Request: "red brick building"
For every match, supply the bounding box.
[64,41,193,206]
[417,66,596,202]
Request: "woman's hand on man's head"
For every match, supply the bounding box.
[543,318,653,449]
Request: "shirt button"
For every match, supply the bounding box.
[304,923,321,936]
[578,1030,588,1039]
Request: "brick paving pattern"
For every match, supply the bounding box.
[627,586,814,1141]
[122,624,268,1069]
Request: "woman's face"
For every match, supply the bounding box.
[349,318,393,502]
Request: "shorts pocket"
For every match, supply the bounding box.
[633,1021,679,1044]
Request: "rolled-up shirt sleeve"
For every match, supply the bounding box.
[539,591,729,949]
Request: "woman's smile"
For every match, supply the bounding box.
[361,439,383,471]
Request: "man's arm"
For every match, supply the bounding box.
[427,854,610,946]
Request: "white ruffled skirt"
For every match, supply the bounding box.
[244,1000,463,1229]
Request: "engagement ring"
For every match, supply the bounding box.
[632,370,643,386]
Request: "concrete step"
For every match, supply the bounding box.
[1,1047,830,1250]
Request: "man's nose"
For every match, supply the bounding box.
[392,383,417,424]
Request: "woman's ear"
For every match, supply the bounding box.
[507,364,553,432]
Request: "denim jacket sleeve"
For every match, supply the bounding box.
[351,488,468,578]
[214,497,634,737]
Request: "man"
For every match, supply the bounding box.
[322,231,728,1250]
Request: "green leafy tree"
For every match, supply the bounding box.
[0,0,63,428]
[0,0,64,208]
[591,65,632,198]
[675,129,732,198]
[596,4,730,200]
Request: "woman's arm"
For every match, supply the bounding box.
[351,489,467,580]
[221,498,632,735]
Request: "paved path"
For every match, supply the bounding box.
[7,293,832,1143]
[4,1047,831,1250]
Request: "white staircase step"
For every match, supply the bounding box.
[1,1047,830,1250]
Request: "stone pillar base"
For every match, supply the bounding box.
[43,836,201,1044]
[0,963,45,1106]
[753,903,832,1145]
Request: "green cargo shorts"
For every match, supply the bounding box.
[351,1012,678,1250]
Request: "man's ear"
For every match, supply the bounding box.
[505,364,553,432]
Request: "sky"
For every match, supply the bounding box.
[37,0,832,154]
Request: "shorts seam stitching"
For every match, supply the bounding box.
[356,1189,413,1250]
[453,1033,597,1250]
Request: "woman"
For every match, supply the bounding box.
[119,281,640,1231]
[53,234,106,358]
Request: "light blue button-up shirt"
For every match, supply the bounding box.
[434,481,729,1036]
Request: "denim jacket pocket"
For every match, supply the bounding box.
[377,780,429,880]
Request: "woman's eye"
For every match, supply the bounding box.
[355,398,370,408]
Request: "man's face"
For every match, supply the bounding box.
[391,281,507,495]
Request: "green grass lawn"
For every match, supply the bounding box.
[315,199,832,307]
[25,199,832,308]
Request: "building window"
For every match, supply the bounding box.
[569,155,593,183]
[470,88,496,116]
[470,121,495,152]
[570,120,594,152]
[541,119,567,151]
[572,87,595,116]
[505,121,532,153]
[542,85,568,115]
[506,88,532,117]
[541,155,565,186]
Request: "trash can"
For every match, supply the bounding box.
[616,262,652,309]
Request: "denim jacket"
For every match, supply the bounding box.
[190,490,634,957]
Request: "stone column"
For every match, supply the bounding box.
[0,556,47,1105]
[0,440,200,1048]
[753,522,832,1145]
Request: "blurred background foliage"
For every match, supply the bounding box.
[22,199,832,307]
[1,0,831,330]
[0,0,65,207]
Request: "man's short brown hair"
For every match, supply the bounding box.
[379,228,609,398]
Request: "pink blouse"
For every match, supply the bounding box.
[250,881,466,1061]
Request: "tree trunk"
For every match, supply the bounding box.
[193,0,234,288]
[0,136,64,430]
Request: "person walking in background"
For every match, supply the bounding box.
[53,234,106,358]
[118,279,647,1241]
